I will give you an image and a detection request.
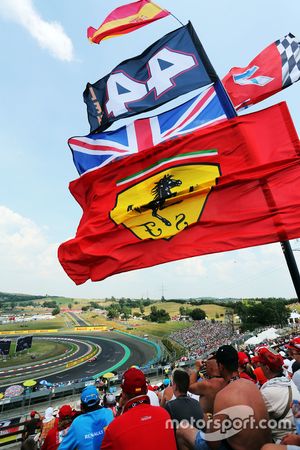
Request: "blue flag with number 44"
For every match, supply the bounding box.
[83,22,218,133]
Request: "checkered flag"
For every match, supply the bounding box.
[276,33,300,88]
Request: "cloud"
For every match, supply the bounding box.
[0,205,298,299]
[0,0,74,61]
[0,205,63,293]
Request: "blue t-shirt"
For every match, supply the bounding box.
[58,407,113,450]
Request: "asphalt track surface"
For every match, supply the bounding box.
[46,332,157,384]
[67,311,89,326]
[0,332,156,386]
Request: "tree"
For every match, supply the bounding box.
[235,299,290,331]
[148,306,170,323]
[189,308,206,321]
[68,303,72,310]
[52,306,60,316]
[107,307,119,319]
[43,300,57,309]
[120,306,131,320]
[179,306,186,316]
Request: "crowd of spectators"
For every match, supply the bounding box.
[170,320,243,359]
[18,332,300,450]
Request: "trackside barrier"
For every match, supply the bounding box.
[73,327,107,331]
[114,330,162,366]
[0,420,25,447]
[0,330,58,335]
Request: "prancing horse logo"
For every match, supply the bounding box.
[110,164,221,241]
[127,174,182,226]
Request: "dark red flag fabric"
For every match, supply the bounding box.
[58,102,300,285]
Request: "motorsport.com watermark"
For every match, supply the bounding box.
[166,405,294,441]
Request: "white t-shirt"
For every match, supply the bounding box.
[260,376,300,442]
[293,369,300,393]
[283,358,295,377]
[147,389,160,406]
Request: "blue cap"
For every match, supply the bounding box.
[81,386,99,406]
[163,378,170,386]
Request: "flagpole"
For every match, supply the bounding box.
[214,77,300,300]
[149,1,184,26]
[168,12,184,27]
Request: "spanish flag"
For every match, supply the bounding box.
[87,0,170,44]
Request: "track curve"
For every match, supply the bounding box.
[0,332,157,387]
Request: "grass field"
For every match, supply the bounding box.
[128,320,193,337]
[0,339,71,368]
[80,312,126,330]
[81,311,194,337]
[289,304,300,313]
[0,317,65,331]
[132,301,228,320]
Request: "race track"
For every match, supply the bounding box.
[0,332,157,387]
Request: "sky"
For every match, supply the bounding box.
[0,0,300,300]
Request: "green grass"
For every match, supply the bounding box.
[128,320,193,337]
[132,301,228,320]
[0,318,65,331]
[0,339,71,368]
[80,311,193,337]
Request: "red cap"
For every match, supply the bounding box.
[256,347,284,372]
[30,411,36,418]
[238,352,250,366]
[121,368,147,395]
[286,337,300,351]
[58,405,73,419]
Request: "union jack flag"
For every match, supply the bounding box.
[68,86,226,176]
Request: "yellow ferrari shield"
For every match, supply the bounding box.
[110,163,220,240]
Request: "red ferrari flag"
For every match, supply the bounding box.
[87,0,170,44]
[58,102,300,285]
[223,33,300,110]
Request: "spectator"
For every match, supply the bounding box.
[165,368,203,430]
[22,411,42,442]
[40,408,57,444]
[58,385,113,450]
[177,345,271,450]
[41,405,73,450]
[261,433,300,450]
[103,394,118,417]
[71,401,82,420]
[256,346,300,442]
[238,351,257,383]
[251,356,268,386]
[21,437,38,450]
[160,378,175,407]
[101,367,177,450]
[287,337,300,392]
[146,379,160,406]
[189,356,226,415]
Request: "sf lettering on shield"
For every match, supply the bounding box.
[138,213,188,237]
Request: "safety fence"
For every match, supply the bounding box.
[0,330,59,335]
